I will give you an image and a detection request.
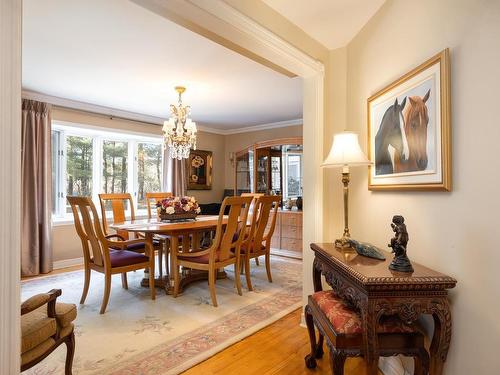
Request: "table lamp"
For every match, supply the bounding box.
[322,131,371,248]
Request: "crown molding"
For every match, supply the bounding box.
[22,90,302,136]
[220,118,302,135]
[188,0,324,77]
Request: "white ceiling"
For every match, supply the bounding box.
[263,0,385,49]
[22,0,302,130]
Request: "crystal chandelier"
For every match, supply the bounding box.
[162,86,197,160]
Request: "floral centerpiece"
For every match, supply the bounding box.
[156,196,201,221]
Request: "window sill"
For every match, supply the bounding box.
[52,213,150,227]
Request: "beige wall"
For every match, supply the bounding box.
[223,125,303,189]
[51,107,226,262]
[331,1,500,373]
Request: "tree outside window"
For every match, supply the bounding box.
[137,142,162,210]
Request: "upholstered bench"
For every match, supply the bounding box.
[304,291,429,375]
[21,289,77,374]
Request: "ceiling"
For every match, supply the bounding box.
[263,0,386,49]
[22,0,302,130]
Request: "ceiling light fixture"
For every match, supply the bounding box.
[162,86,197,160]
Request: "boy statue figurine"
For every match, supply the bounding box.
[388,215,414,273]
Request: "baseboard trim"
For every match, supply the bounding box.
[53,257,84,270]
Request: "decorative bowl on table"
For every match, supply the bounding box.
[156,196,201,222]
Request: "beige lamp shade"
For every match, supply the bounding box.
[322,131,371,168]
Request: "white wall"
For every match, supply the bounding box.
[330,0,500,373]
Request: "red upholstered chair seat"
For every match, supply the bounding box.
[109,250,149,267]
[312,291,416,335]
[177,250,235,264]
[232,241,266,254]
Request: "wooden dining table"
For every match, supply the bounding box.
[110,215,229,294]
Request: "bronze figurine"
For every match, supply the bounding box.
[388,215,414,272]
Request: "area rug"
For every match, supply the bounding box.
[22,256,302,375]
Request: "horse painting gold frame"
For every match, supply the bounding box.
[368,49,451,191]
[186,149,213,190]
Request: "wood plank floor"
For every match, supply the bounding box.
[182,308,381,375]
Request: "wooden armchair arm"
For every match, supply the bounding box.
[105,234,125,241]
[174,249,211,258]
[106,238,145,250]
[21,289,61,317]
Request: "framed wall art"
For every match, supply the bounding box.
[186,149,213,190]
[367,48,451,191]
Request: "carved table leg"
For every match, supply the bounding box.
[329,346,347,375]
[362,300,381,375]
[429,298,452,375]
[312,258,323,292]
[304,305,318,369]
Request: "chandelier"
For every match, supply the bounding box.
[162,86,197,160]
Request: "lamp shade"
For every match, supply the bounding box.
[322,131,371,168]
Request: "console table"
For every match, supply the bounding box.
[310,243,457,375]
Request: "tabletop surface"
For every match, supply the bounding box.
[110,215,224,233]
[311,242,457,289]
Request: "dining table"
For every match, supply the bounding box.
[110,215,229,294]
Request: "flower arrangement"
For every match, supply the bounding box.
[156,196,201,221]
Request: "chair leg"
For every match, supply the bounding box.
[149,258,156,301]
[64,331,75,375]
[255,257,260,266]
[234,259,242,296]
[208,268,218,307]
[244,256,253,291]
[315,333,324,358]
[329,348,346,375]
[304,305,317,369]
[121,273,128,289]
[80,267,91,304]
[173,261,180,298]
[158,245,163,279]
[100,272,112,314]
[265,252,273,283]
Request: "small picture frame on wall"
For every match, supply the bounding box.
[186,149,213,190]
[367,48,451,191]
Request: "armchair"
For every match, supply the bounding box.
[21,289,77,374]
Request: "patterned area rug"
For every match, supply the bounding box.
[22,256,302,375]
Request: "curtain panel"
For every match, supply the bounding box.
[162,146,187,197]
[21,99,52,276]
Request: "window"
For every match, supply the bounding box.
[52,123,163,221]
[136,142,162,210]
[283,152,303,199]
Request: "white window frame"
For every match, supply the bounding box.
[52,121,163,224]
[282,152,303,200]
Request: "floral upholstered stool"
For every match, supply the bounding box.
[304,291,429,375]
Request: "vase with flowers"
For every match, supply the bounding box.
[156,196,201,221]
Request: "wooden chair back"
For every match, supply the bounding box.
[98,193,135,239]
[144,192,173,219]
[248,195,281,251]
[210,196,252,262]
[241,192,264,222]
[67,196,110,268]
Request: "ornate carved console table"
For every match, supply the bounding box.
[310,243,457,375]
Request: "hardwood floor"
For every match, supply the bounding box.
[182,308,381,375]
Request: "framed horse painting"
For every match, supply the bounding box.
[367,49,451,191]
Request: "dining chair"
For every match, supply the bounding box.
[240,193,264,265]
[145,192,173,277]
[172,195,253,307]
[68,196,155,314]
[238,195,281,291]
[145,192,173,219]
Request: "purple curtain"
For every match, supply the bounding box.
[21,99,52,276]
